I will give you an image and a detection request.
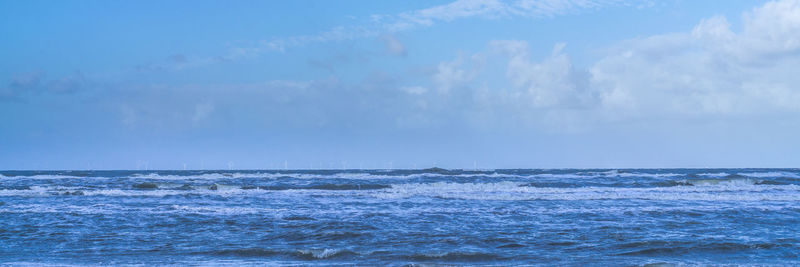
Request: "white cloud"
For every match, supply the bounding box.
[415,0,800,130]
[241,0,635,56]
[491,41,593,108]
[691,16,734,41]
[590,0,800,117]
[381,34,407,56]
[401,86,427,95]
[513,0,625,17]
[132,0,641,71]
[113,0,800,133]
[433,55,479,94]
[192,102,215,123]
[742,0,800,56]
[401,0,510,24]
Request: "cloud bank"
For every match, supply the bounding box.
[108,0,800,134]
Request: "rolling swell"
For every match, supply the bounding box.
[615,241,796,256]
[2,169,800,265]
[296,249,357,260]
[196,248,357,260]
[405,252,504,262]
[204,248,282,257]
[260,184,391,190]
[129,183,391,191]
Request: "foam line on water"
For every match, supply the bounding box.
[738,172,800,178]
[3,180,799,201]
[0,174,108,180]
[2,201,797,216]
[373,182,800,201]
[0,170,709,181]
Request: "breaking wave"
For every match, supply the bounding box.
[296,248,355,259]
[3,178,799,201]
[374,182,800,201]
[3,169,752,181]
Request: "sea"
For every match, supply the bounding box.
[1,168,799,266]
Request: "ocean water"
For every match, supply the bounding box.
[1,169,799,265]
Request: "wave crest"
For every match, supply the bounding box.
[296,248,353,259]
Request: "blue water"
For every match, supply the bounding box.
[1,169,799,265]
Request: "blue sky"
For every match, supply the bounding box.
[2,0,799,170]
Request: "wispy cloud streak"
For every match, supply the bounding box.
[234,0,639,57]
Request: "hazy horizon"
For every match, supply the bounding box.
[3,167,800,172]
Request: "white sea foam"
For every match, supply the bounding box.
[681,178,758,186]
[739,171,800,178]
[131,172,260,180]
[0,203,289,215]
[2,200,796,216]
[128,172,379,180]
[0,185,85,196]
[0,203,126,214]
[0,170,696,181]
[536,170,682,179]
[297,248,344,259]
[372,182,800,201]
[697,172,731,178]
[3,180,799,202]
[80,188,270,197]
[0,187,243,197]
[0,174,103,180]
[598,170,682,178]
[128,172,528,180]
[528,173,590,179]
[0,189,41,197]
[165,205,288,215]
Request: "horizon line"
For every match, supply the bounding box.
[2,167,799,172]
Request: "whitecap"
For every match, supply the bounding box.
[371,182,800,201]
[297,248,344,259]
[697,172,730,178]
[0,174,99,180]
[680,178,758,186]
[739,171,800,178]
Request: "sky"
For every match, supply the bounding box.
[1,0,799,170]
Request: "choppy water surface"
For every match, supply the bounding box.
[1,169,799,265]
